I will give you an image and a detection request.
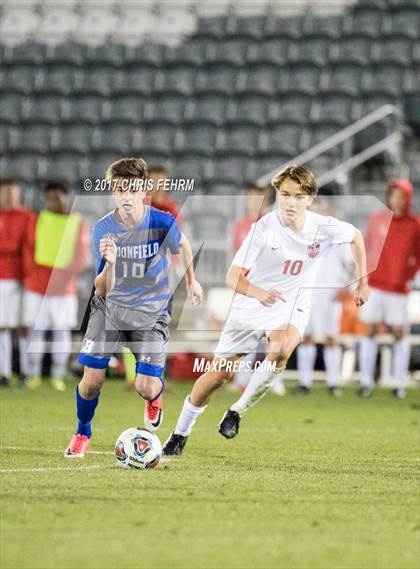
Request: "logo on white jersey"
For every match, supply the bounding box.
[308,241,320,258]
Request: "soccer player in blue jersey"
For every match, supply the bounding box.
[65,157,203,457]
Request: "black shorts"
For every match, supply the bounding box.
[77,295,169,377]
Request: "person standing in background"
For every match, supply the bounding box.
[0,178,34,387]
[23,181,90,391]
[359,179,419,398]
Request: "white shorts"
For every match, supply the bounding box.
[0,279,23,328]
[305,290,342,338]
[214,303,309,358]
[359,287,408,327]
[22,291,78,330]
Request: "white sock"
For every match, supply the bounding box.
[392,339,410,389]
[297,344,316,387]
[174,396,207,436]
[271,367,286,394]
[234,353,256,388]
[324,346,342,388]
[230,359,282,415]
[18,335,29,376]
[0,330,12,378]
[27,329,45,377]
[51,330,71,379]
[359,337,378,389]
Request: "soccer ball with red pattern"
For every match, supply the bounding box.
[115,427,162,469]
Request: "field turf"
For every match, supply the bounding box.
[0,380,419,569]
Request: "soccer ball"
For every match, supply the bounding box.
[115,427,162,469]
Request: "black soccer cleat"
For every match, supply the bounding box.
[162,432,188,456]
[219,409,241,439]
[294,384,311,395]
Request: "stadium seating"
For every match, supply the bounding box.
[0,0,418,193]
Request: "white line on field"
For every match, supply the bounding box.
[0,464,107,474]
[0,446,113,455]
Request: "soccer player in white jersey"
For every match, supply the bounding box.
[163,165,369,455]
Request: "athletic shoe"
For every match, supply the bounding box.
[358,387,373,398]
[25,376,42,390]
[0,376,11,388]
[327,386,343,397]
[162,432,188,456]
[294,384,311,395]
[271,380,286,396]
[219,409,241,439]
[51,377,66,392]
[391,388,406,399]
[64,434,90,458]
[144,395,163,431]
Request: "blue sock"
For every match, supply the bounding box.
[76,386,99,437]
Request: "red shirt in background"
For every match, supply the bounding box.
[151,195,184,230]
[0,207,35,281]
[233,217,256,253]
[23,213,90,297]
[365,180,419,294]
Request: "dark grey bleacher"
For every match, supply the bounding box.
[0,0,419,192]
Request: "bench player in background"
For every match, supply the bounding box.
[64,157,202,458]
[359,179,419,399]
[163,165,369,456]
[0,178,34,387]
[23,181,90,391]
[296,197,354,397]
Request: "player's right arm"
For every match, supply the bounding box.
[94,236,117,296]
[226,265,284,306]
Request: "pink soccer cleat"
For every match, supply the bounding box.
[144,395,163,431]
[64,434,90,458]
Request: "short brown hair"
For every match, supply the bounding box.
[271,165,317,195]
[105,157,148,180]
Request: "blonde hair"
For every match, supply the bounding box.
[105,157,148,180]
[271,165,317,195]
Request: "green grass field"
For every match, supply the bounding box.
[1,380,419,569]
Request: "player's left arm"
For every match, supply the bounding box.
[350,228,369,307]
[179,233,203,306]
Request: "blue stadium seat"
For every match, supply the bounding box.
[41,65,79,95]
[305,14,344,39]
[313,94,355,127]
[358,94,400,120]
[281,64,320,95]
[116,66,158,96]
[0,93,26,125]
[344,4,385,38]
[374,36,414,65]
[43,153,86,186]
[305,125,344,158]
[88,43,127,67]
[230,14,268,40]
[147,94,186,125]
[264,123,303,156]
[218,125,261,156]
[179,124,218,156]
[231,94,270,126]
[207,39,253,66]
[385,6,420,38]
[252,152,290,179]
[25,95,65,125]
[364,64,406,97]
[354,123,389,153]
[331,36,373,65]
[95,124,133,154]
[0,127,13,153]
[305,155,337,178]
[165,40,208,66]
[266,14,304,39]
[130,43,166,67]
[65,95,107,125]
[86,152,123,181]
[253,38,291,66]
[211,154,251,184]
[159,65,197,95]
[18,124,55,154]
[237,63,278,96]
[78,66,115,96]
[2,65,40,95]
[196,64,238,95]
[325,63,364,96]
[137,123,178,156]
[174,153,211,182]
[60,124,94,154]
[195,15,231,40]
[0,154,41,183]
[269,93,313,125]
[51,42,89,66]
[290,37,330,66]
[5,42,48,65]
[186,94,229,126]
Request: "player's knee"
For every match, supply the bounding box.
[267,341,293,363]
[80,368,105,397]
[365,324,378,338]
[392,328,405,341]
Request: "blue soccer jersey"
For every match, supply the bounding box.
[92,205,182,312]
